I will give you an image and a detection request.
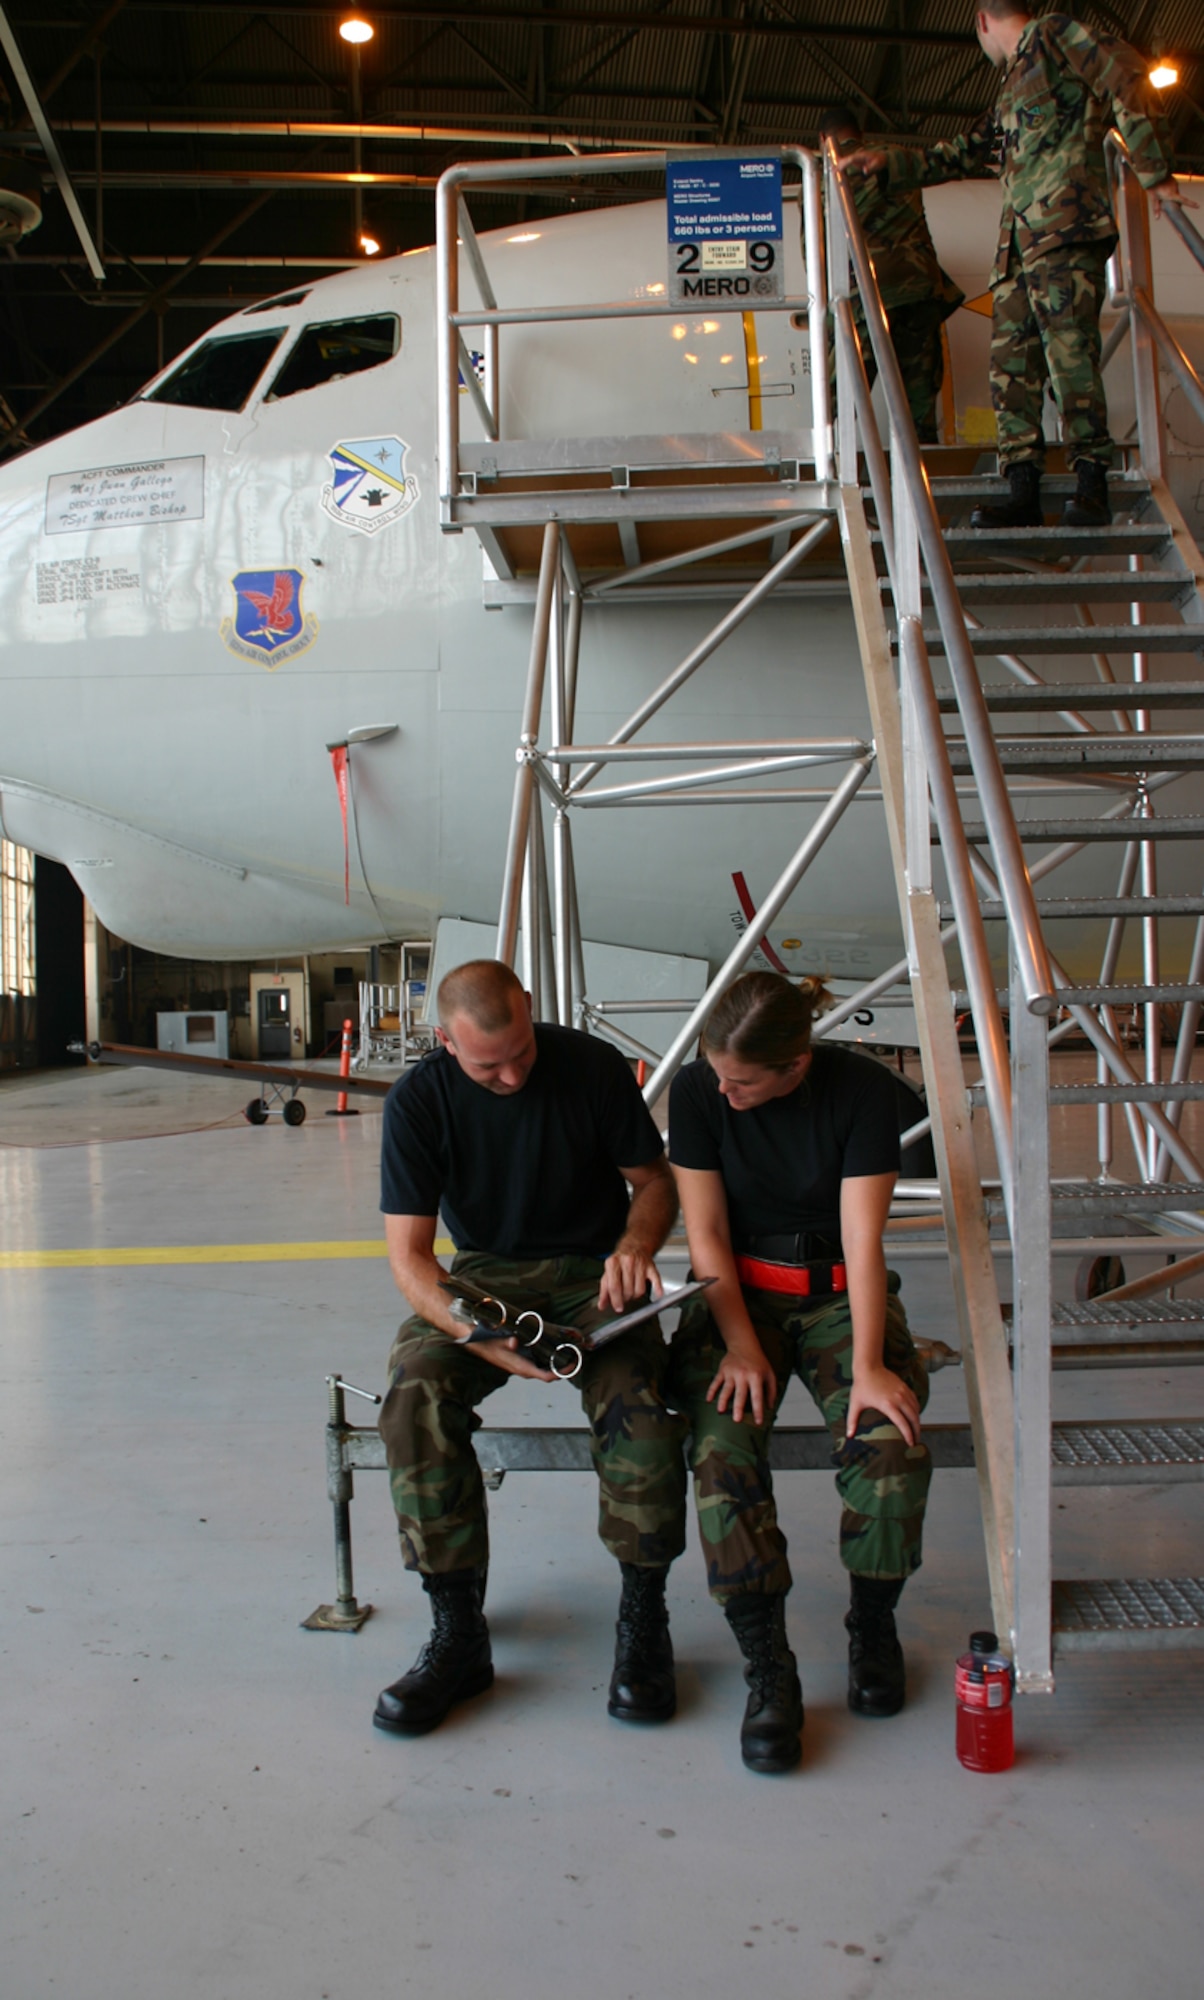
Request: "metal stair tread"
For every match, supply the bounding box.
[947,895,1204,919]
[1052,1298,1204,1329]
[1052,1576,1204,1648]
[986,1183,1204,1215]
[924,473,1148,499]
[951,816,1204,843]
[1050,982,1204,1004]
[904,624,1201,656]
[970,1079,1204,1105]
[1048,1416,1200,1480]
[1052,1340,1204,1368]
[945,737,1204,771]
[869,524,1172,558]
[937,682,1204,712]
[880,571,1186,605]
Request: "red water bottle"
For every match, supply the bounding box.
[955,1630,1014,1772]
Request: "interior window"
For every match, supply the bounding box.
[144,330,285,411]
[264,315,399,400]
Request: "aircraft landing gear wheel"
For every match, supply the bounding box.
[283,1099,307,1126]
[245,1099,269,1125]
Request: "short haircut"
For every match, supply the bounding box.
[818,107,862,141]
[701,971,825,1070]
[437,959,525,1032]
[976,0,1032,20]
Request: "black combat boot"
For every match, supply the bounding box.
[724,1593,804,1775]
[1062,457,1112,527]
[373,1568,493,1736]
[845,1575,906,1718]
[969,459,1043,530]
[608,1563,676,1722]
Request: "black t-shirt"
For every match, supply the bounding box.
[668,1043,901,1246]
[380,1024,664,1259]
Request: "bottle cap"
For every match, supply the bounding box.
[969,1630,999,1654]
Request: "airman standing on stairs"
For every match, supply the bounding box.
[820,108,965,445]
[846,5,1192,529]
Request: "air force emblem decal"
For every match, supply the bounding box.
[219,568,319,668]
[321,435,419,535]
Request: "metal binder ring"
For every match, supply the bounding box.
[550,1342,583,1380]
[515,1310,545,1347]
[475,1296,508,1329]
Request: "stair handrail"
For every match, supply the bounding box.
[832,293,1016,1213]
[822,137,1056,1016]
[434,147,832,529]
[1163,198,1204,277]
[1106,131,1204,477]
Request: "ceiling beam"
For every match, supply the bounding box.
[0,187,276,450]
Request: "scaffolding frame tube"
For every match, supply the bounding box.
[641,755,874,1105]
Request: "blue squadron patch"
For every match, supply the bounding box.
[320,435,419,536]
[219,568,319,668]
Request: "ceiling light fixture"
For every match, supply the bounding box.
[1149,60,1179,88]
[360,232,380,255]
[340,17,374,44]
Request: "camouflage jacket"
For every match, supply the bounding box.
[852,174,965,314]
[882,13,1172,280]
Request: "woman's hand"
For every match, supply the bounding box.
[706,1338,777,1426]
[846,1364,921,1446]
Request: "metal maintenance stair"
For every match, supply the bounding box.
[826,129,1204,1687]
[919,466,1204,1675]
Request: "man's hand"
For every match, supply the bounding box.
[846,1364,922,1446]
[598,1243,663,1313]
[841,146,887,177]
[706,1337,777,1426]
[467,1335,555,1383]
[598,1154,677,1311]
[1153,176,1198,220]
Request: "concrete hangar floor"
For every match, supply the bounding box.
[2,1062,1202,2000]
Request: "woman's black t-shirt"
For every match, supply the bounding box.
[380,1024,663,1259]
[668,1044,901,1246]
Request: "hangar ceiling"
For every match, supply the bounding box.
[0,0,1200,452]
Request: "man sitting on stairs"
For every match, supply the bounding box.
[846,4,1191,530]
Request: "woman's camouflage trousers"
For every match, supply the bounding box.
[665,1275,932,1602]
[379,1252,688,1575]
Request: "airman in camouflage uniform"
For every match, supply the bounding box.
[372,960,686,1741]
[822,109,964,443]
[851,6,1184,526]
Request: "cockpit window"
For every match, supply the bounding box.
[264,314,399,401]
[144,330,285,411]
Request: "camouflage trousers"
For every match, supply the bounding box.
[664,1274,932,1602]
[840,293,952,444]
[378,1251,688,1576]
[990,233,1113,471]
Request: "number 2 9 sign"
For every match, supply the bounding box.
[666,153,785,307]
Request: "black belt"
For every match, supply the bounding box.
[736,1231,843,1266]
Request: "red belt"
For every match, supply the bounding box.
[735,1254,847,1297]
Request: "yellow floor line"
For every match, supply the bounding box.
[0,1236,456,1270]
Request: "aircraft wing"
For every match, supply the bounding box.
[77,1039,393,1097]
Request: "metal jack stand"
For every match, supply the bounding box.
[301,1375,381,1631]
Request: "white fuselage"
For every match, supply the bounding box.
[0,185,1200,975]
